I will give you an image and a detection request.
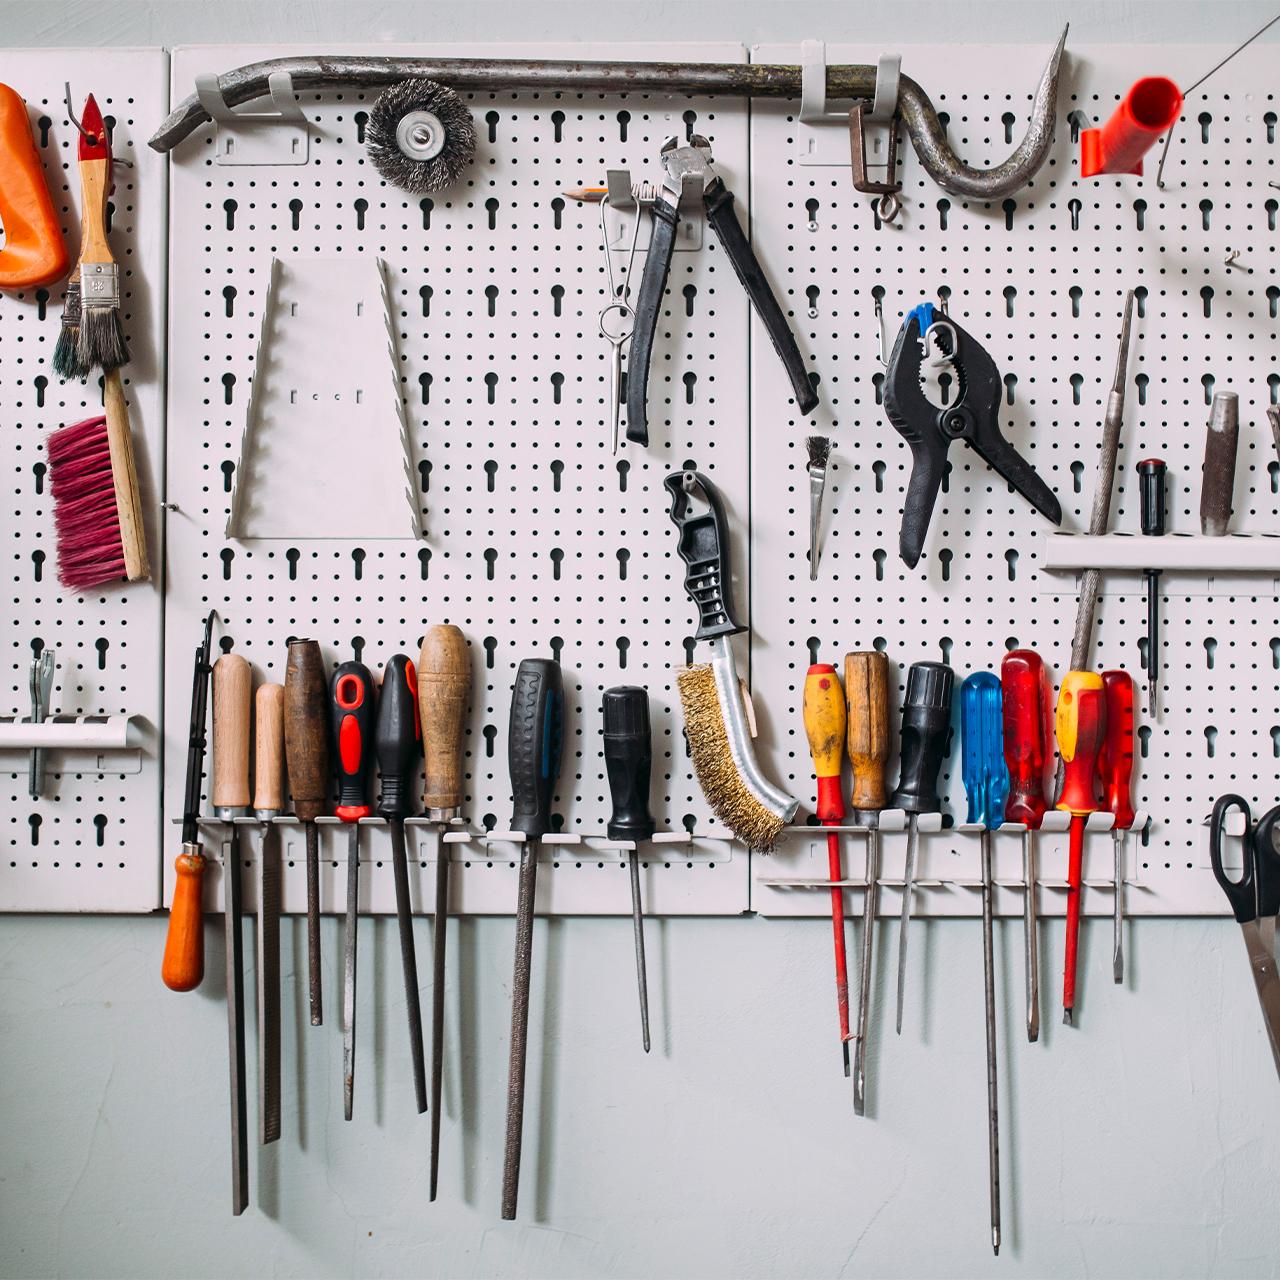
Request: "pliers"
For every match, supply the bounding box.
[883,303,1062,568]
[627,134,819,445]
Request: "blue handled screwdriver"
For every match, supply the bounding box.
[960,671,1009,1258]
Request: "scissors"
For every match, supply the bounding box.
[1210,794,1280,1081]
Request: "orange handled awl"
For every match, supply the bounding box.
[803,663,852,1075]
[1055,671,1106,1025]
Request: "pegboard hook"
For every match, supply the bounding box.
[195,69,310,166]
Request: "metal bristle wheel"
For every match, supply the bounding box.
[365,78,477,194]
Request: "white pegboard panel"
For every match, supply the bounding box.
[0,49,168,912]
[749,40,1280,917]
[162,42,753,917]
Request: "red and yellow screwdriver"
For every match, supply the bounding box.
[803,663,852,1075]
[1055,671,1107,1025]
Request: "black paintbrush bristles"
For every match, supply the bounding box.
[52,275,86,380]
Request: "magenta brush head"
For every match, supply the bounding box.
[46,414,126,591]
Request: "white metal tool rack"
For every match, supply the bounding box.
[5,39,1277,920]
[0,49,168,912]
[751,41,1280,918]
[162,42,753,919]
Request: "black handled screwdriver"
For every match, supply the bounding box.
[502,658,564,1221]
[892,661,954,1035]
[376,653,428,1115]
[603,686,656,1054]
[331,659,377,1121]
[1137,458,1167,717]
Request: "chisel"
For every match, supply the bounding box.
[284,639,331,1026]
[418,624,472,1200]
[502,657,564,1221]
[331,660,377,1121]
[253,681,284,1145]
[603,686,656,1055]
[212,652,251,1216]
[844,649,889,1115]
[376,654,427,1116]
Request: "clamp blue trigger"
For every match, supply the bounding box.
[908,301,936,336]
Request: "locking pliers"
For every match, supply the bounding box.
[884,303,1062,568]
[626,134,818,446]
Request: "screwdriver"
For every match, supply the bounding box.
[375,653,427,1116]
[419,624,473,1200]
[330,659,377,1121]
[802,663,852,1075]
[1099,670,1136,985]
[845,649,890,1116]
[212,651,251,1216]
[892,661,954,1035]
[502,657,564,1221]
[252,681,285,1145]
[603,686,656,1054]
[284,638,331,1026]
[1137,458,1167,717]
[1056,671,1106,1025]
[1000,648,1051,1042]
[960,671,1007,1258]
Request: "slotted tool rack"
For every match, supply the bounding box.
[3,39,1278,922]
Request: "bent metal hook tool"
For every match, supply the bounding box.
[150,31,1068,203]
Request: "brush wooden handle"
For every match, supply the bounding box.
[844,651,890,813]
[284,640,330,822]
[161,847,206,991]
[213,654,252,812]
[103,369,150,583]
[418,625,471,815]
[254,683,286,814]
[77,154,112,264]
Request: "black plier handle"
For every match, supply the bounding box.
[883,303,1062,568]
[626,135,818,446]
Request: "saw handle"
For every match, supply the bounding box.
[161,847,206,991]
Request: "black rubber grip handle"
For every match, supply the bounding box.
[625,197,679,446]
[664,469,744,640]
[330,660,377,820]
[375,653,422,820]
[703,177,818,416]
[603,686,655,842]
[508,658,564,839]
[890,661,954,815]
[1138,458,1167,536]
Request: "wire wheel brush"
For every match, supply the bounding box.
[366,78,477,193]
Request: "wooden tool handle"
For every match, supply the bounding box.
[161,848,206,991]
[844,650,890,812]
[103,369,150,583]
[213,654,252,811]
[284,639,330,822]
[254,682,285,813]
[418,625,471,813]
[77,154,112,264]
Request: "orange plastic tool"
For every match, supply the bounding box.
[0,83,69,290]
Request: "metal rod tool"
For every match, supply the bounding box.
[331,660,377,1121]
[844,650,890,1114]
[284,638,331,1026]
[603,686,656,1054]
[213,652,252,1216]
[418,626,473,1199]
[502,658,564,1221]
[961,671,1007,1257]
[253,681,285,1145]
[376,653,428,1116]
[892,661,954,1034]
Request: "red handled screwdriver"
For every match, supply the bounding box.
[1055,671,1106,1025]
[331,659,377,1120]
[1099,670,1136,985]
[1000,649,1051,1043]
[803,663,852,1076]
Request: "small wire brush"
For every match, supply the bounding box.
[366,78,477,194]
